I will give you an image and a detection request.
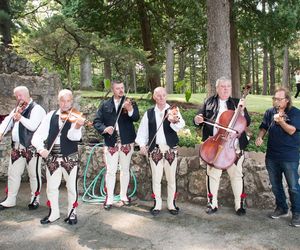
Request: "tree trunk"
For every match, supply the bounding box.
[178,48,186,82]
[282,46,289,89]
[129,63,137,93]
[136,0,160,93]
[190,52,196,93]
[245,42,251,90]
[269,49,275,95]
[262,47,268,95]
[251,40,256,94]
[80,52,93,90]
[207,0,231,96]
[0,0,12,47]
[165,40,174,94]
[230,0,241,98]
[255,46,259,94]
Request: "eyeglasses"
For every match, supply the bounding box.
[272,97,286,102]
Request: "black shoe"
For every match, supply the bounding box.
[290,213,300,227]
[0,205,9,211]
[150,209,160,216]
[65,214,77,225]
[104,204,112,211]
[28,202,39,210]
[269,207,288,219]
[40,216,59,225]
[236,208,246,216]
[206,206,218,215]
[168,209,179,215]
[40,216,51,224]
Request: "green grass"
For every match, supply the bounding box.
[78,90,300,113]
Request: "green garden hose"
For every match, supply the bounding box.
[81,142,137,204]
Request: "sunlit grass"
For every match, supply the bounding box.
[78,90,300,113]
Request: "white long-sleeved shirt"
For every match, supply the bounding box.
[295,74,300,84]
[135,104,185,147]
[0,99,46,143]
[31,110,83,152]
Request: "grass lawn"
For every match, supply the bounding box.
[79,90,300,113]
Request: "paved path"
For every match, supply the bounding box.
[0,182,299,250]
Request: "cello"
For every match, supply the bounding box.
[199,84,251,170]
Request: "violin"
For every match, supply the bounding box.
[121,97,136,114]
[167,105,180,124]
[16,101,28,114]
[199,84,251,170]
[60,108,93,127]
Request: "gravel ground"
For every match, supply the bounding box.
[0,181,299,250]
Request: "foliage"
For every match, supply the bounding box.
[185,89,192,102]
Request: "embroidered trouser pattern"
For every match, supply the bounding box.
[45,154,78,222]
[149,144,177,210]
[1,146,41,207]
[206,154,245,211]
[103,143,134,204]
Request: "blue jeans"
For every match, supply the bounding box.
[266,158,300,214]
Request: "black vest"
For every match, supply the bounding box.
[47,111,78,156]
[147,107,179,151]
[19,102,36,147]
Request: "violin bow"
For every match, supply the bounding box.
[111,88,130,135]
[202,117,239,134]
[1,100,21,138]
[147,106,173,152]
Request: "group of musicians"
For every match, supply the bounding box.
[0,77,299,227]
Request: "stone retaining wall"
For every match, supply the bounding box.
[78,144,279,209]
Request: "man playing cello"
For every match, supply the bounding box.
[194,77,251,216]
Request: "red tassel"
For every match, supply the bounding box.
[151,193,156,199]
[208,193,213,198]
[240,193,247,199]
[35,191,40,196]
[174,192,179,199]
[46,200,51,207]
[73,201,79,208]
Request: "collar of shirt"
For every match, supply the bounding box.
[154,103,170,114]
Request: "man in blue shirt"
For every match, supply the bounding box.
[256,87,300,227]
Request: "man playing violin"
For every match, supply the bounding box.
[93,81,140,210]
[135,87,185,216]
[255,87,300,227]
[31,89,84,225]
[194,77,251,216]
[0,86,46,211]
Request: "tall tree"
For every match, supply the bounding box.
[80,50,92,90]
[207,0,231,95]
[282,46,289,88]
[165,40,174,94]
[0,0,12,46]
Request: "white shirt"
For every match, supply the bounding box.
[296,74,300,84]
[0,99,46,143]
[213,99,228,135]
[135,104,185,147]
[31,110,82,152]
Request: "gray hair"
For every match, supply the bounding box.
[13,86,30,97]
[58,89,73,100]
[215,77,231,88]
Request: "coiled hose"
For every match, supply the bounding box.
[81,142,137,204]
